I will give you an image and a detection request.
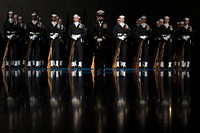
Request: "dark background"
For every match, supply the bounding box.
[0,0,200,68]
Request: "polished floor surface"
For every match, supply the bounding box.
[0,68,200,133]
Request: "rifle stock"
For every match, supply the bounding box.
[133,40,143,68]
[24,41,32,68]
[153,42,161,68]
[1,40,10,69]
[47,40,53,69]
[68,40,75,68]
[112,41,122,69]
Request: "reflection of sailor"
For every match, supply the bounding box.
[71,70,83,107]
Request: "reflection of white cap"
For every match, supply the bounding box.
[184,17,190,21]
[119,15,125,19]
[141,15,147,19]
[164,16,170,20]
[51,14,57,17]
[31,12,37,16]
[73,14,80,18]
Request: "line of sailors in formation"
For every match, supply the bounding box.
[0,10,194,69]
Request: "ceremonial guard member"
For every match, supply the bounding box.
[26,12,42,68]
[112,15,130,68]
[68,14,87,69]
[90,10,110,72]
[58,18,67,67]
[2,10,18,68]
[176,17,194,69]
[16,15,27,68]
[132,15,152,68]
[158,16,175,69]
[47,14,62,68]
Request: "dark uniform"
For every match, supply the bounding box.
[112,15,130,68]
[176,17,194,69]
[90,10,110,72]
[3,11,18,68]
[26,12,42,67]
[133,15,152,68]
[68,14,87,68]
[16,16,27,67]
[158,16,175,69]
[47,14,62,68]
[58,18,67,67]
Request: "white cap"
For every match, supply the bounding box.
[51,14,57,17]
[184,17,190,21]
[18,16,23,19]
[141,15,147,19]
[119,15,125,19]
[31,12,37,16]
[159,18,164,22]
[180,21,184,24]
[73,14,80,18]
[164,16,170,20]
[8,10,14,14]
[96,10,105,16]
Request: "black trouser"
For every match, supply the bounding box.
[184,40,191,61]
[139,39,149,62]
[30,39,40,61]
[72,39,83,63]
[52,38,60,60]
[163,40,173,65]
[115,40,127,62]
[94,42,105,70]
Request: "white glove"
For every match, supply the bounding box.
[140,35,148,40]
[50,33,58,40]
[163,36,168,41]
[71,34,77,40]
[118,36,125,40]
[71,34,81,40]
[76,34,81,39]
[97,38,103,42]
[7,35,13,40]
[33,35,38,40]
[183,35,190,41]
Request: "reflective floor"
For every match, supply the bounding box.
[0,68,200,133]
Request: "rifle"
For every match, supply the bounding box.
[112,40,122,69]
[153,42,162,69]
[24,40,32,68]
[1,40,10,69]
[47,39,53,69]
[157,41,166,69]
[91,42,100,69]
[133,40,144,69]
[179,41,186,69]
[68,40,75,68]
